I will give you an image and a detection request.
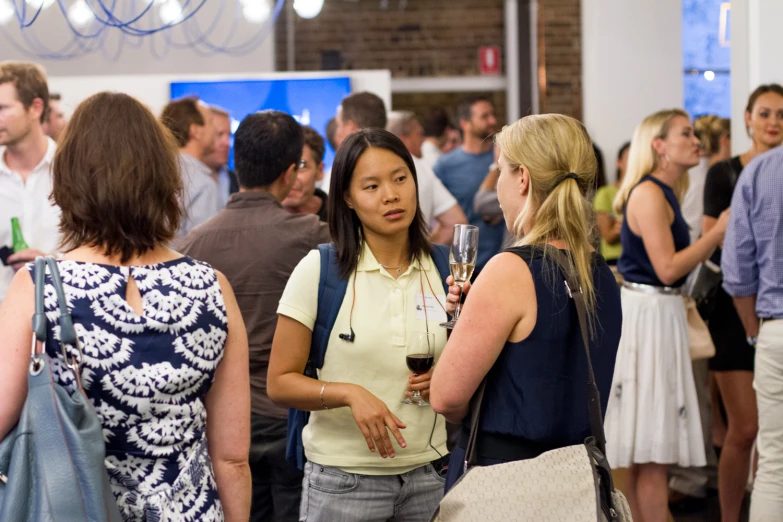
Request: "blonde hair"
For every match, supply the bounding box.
[496,114,598,324]
[694,114,730,156]
[613,109,691,216]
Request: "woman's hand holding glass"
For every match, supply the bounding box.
[444,275,472,316]
[347,385,407,458]
[404,367,434,402]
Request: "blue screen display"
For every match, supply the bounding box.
[170,77,352,170]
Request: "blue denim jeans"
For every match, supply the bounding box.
[299,461,445,522]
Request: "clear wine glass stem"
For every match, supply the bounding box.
[453,284,463,321]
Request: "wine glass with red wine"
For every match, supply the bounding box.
[402,332,436,406]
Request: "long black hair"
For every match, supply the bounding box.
[328,128,431,279]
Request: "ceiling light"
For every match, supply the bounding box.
[293,0,324,19]
[24,0,55,9]
[68,0,95,28]
[703,70,715,81]
[0,0,14,25]
[242,1,271,23]
[158,0,183,24]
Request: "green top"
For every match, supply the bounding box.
[593,185,622,261]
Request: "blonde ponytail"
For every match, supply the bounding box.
[495,114,598,328]
[613,109,691,216]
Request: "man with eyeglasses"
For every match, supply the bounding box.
[282,126,328,222]
[178,112,329,521]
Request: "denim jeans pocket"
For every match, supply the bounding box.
[308,464,361,494]
[424,463,447,484]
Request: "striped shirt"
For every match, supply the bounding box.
[722,146,783,318]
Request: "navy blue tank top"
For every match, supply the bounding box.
[444,246,622,491]
[618,176,691,287]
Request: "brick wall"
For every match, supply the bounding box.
[274,0,581,121]
[392,91,507,127]
[275,0,505,77]
[537,0,582,119]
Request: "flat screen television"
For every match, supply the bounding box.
[170,76,352,170]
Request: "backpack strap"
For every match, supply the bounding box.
[287,244,350,470]
[309,244,349,373]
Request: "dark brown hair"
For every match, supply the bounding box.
[160,96,204,148]
[325,117,338,150]
[455,94,492,124]
[422,105,453,138]
[52,92,182,262]
[340,92,387,130]
[302,125,325,164]
[746,84,783,135]
[0,61,49,124]
[328,128,431,278]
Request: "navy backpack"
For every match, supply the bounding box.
[285,243,451,469]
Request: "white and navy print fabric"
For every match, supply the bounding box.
[29,258,227,522]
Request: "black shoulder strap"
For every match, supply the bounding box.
[464,246,606,468]
[728,158,742,190]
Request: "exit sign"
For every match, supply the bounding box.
[479,46,501,75]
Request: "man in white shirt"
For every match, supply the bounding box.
[387,111,467,244]
[160,97,221,238]
[0,61,60,303]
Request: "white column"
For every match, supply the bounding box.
[505,0,521,123]
[581,0,683,183]
[730,0,783,154]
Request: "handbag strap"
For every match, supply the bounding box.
[31,256,83,377]
[464,246,606,469]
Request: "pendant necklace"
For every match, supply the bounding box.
[381,260,408,275]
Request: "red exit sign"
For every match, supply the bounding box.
[479,46,501,75]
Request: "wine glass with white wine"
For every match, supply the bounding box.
[440,224,479,329]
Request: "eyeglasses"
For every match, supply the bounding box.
[298,159,308,169]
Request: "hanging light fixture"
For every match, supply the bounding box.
[0,0,14,25]
[24,0,56,9]
[0,0,286,59]
[242,0,272,23]
[293,0,324,19]
[67,0,94,28]
[158,0,184,25]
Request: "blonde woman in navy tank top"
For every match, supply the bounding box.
[604,109,730,522]
[429,114,623,493]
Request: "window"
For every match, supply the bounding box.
[683,0,731,117]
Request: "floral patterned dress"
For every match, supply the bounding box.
[29,257,227,521]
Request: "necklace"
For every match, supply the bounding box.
[381,260,409,275]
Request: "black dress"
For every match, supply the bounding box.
[703,156,754,372]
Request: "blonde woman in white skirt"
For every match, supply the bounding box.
[605,109,730,522]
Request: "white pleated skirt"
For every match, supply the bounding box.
[604,287,707,468]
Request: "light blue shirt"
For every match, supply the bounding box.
[722,146,783,318]
[433,147,505,273]
[178,153,222,239]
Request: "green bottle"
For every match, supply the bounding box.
[11,217,29,252]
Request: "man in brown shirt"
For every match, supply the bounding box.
[179,111,329,522]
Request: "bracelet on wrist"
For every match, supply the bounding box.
[320,382,330,410]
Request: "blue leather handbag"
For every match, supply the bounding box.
[0,257,122,522]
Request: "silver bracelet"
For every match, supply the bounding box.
[320,382,330,410]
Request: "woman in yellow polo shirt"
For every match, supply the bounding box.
[268,128,449,522]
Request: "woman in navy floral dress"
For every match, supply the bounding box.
[0,92,251,521]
